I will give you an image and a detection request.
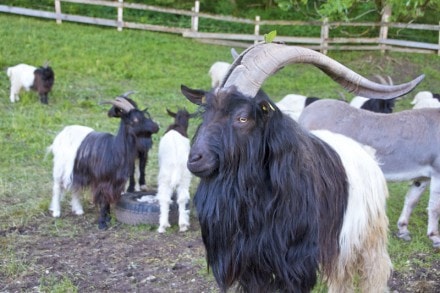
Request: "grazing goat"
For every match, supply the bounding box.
[7,63,55,104]
[299,98,440,248]
[107,91,159,192]
[180,43,423,292]
[411,91,440,109]
[48,95,159,229]
[275,94,321,121]
[156,108,195,233]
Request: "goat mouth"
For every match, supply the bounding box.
[187,161,217,178]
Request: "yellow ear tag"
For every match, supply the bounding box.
[201,95,206,104]
[268,103,275,111]
[262,104,267,112]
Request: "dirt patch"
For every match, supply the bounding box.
[1,204,440,293]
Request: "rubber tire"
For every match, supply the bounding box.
[115,190,179,226]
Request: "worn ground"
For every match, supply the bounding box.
[1,199,440,293]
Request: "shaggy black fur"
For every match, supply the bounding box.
[32,66,54,104]
[73,108,157,229]
[182,85,349,292]
[107,98,159,192]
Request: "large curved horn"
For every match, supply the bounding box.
[119,90,136,99]
[221,42,424,99]
[101,97,135,113]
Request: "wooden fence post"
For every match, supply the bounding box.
[320,18,328,54]
[117,0,123,31]
[379,5,391,54]
[54,0,62,24]
[191,1,199,32]
[254,15,260,44]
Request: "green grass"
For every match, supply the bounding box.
[1,13,440,291]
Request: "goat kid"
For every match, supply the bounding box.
[156,108,195,233]
[178,42,423,292]
[107,91,159,192]
[48,95,157,229]
[7,63,55,104]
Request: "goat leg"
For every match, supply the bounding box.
[40,93,48,104]
[427,177,440,248]
[127,165,136,193]
[138,152,148,191]
[397,180,428,241]
[98,203,111,230]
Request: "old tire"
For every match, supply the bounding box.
[114,190,179,226]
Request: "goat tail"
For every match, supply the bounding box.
[312,130,391,292]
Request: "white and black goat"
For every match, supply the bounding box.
[7,63,55,104]
[107,91,159,192]
[411,91,440,109]
[299,96,440,248]
[350,75,396,113]
[275,94,321,121]
[180,43,422,292]
[48,95,159,229]
[156,108,195,233]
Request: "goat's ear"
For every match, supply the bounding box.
[166,108,176,117]
[259,100,276,117]
[181,85,206,105]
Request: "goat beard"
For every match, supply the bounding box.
[192,113,349,292]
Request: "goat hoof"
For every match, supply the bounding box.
[98,222,108,230]
[51,210,61,218]
[397,232,411,241]
[179,225,189,232]
[140,185,148,191]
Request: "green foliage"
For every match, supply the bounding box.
[275,0,440,22]
[264,30,277,43]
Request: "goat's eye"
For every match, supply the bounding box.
[238,117,247,123]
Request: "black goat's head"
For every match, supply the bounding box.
[105,93,159,137]
[181,85,279,178]
[165,107,197,137]
[32,65,55,104]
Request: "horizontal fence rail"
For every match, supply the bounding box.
[0,0,439,55]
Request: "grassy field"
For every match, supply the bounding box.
[1,13,440,292]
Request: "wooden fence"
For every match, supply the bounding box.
[0,0,439,55]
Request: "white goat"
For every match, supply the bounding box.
[411,91,440,109]
[299,99,440,248]
[156,109,194,233]
[276,94,320,121]
[208,61,230,88]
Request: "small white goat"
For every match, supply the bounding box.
[208,61,230,88]
[7,63,55,104]
[156,109,194,233]
[411,91,440,109]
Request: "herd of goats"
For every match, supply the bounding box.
[7,42,440,292]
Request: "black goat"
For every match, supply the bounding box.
[48,94,159,229]
[107,92,159,192]
[180,42,423,292]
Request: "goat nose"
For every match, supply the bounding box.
[188,152,202,164]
